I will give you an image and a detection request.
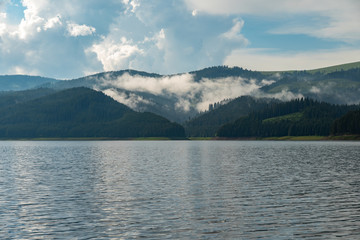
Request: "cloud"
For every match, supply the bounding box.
[0,0,123,78]
[103,88,152,110]
[67,22,96,37]
[44,15,62,30]
[262,89,304,102]
[89,37,143,72]
[221,18,249,45]
[12,65,40,76]
[224,48,360,71]
[1,0,359,79]
[184,0,359,17]
[98,72,278,112]
[85,1,252,75]
[0,12,6,35]
[101,73,196,96]
[14,0,46,39]
[155,29,166,50]
[184,0,360,43]
[310,86,321,94]
[97,71,307,114]
[122,0,140,13]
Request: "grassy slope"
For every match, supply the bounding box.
[307,61,360,74]
[262,112,303,123]
[261,61,360,75]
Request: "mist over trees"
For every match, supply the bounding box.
[184,96,279,137]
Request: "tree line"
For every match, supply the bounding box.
[217,98,359,137]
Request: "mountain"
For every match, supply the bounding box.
[1,61,360,123]
[0,75,58,91]
[260,66,360,105]
[217,98,359,138]
[184,96,279,137]
[41,70,197,123]
[0,87,185,138]
[190,65,266,82]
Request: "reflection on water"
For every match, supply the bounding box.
[0,141,359,239]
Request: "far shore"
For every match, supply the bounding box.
[191,135,360,141]
[0,135,359,141]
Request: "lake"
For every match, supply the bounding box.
[0,140,359,239]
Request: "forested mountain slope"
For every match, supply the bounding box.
[217,98,359,138]
[0,88,57,109]
[0,87,185,138]
[184,96,279,137]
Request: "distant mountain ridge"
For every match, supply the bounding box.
[0,75,58,91]
[1,61,359,124]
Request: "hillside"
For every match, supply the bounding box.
[217,98,359,138]
[0,87,185,138]
[308,61,360,74]
[0,88,57,109]
[261,61,360,75]
[184,96,279,137]
[260,67,360,104]
[190,66,266,82]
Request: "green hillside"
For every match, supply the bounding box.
[0,87,185,138]
[308,61,360,74]
[217,98,359,138]
[261,61,360,75]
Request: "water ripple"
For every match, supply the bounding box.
[0,140,359,239]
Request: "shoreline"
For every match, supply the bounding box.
[192,135,360,141]
[0,135,359,141]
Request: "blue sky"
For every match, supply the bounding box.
[0,0,359,79]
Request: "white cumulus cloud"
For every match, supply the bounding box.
[0,12,6,35]
[67,22,96,37]
[44,15,62,30]
[122,0,140,13]
[221,18,249,45]
[0,0,359,79]
[90,37,143,72]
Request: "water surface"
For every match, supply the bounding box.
[0,141,359,239]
